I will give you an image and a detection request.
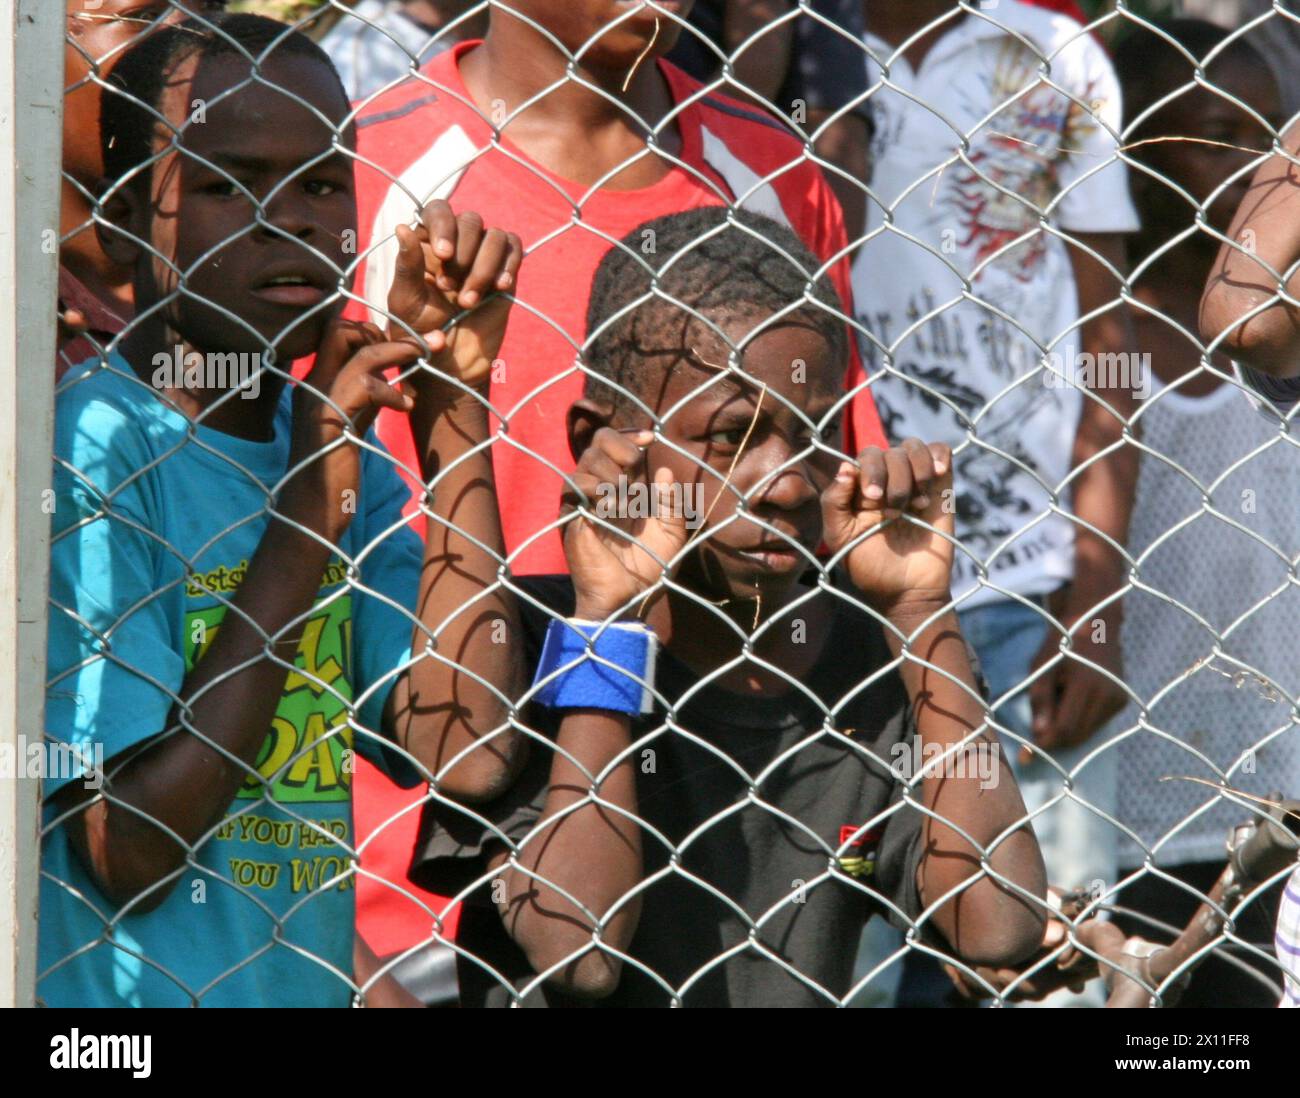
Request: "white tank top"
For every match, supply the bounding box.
[1114,377,1300,868]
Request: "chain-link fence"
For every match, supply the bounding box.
[10,0,1300,1007]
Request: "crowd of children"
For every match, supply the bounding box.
[41,0,1300,1008]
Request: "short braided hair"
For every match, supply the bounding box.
[583,207,848,414]
[100,12,348,190]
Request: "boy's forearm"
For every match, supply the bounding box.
[60,520,336,910]
[386,393,526,800]
[493,709,642,999]
[885,606,1048,966]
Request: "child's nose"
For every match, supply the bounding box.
[257,191,316,242]
[745,444,819,513]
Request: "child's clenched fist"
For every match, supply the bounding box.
[821,439,956,618]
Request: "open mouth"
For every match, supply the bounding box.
[250,272,334,308]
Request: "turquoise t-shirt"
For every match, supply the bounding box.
[40,356,425,1007]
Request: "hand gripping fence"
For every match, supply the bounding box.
[12,0,1299,1007]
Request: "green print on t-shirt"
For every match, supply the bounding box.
[184,559,356,804]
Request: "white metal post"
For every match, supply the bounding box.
[0,0,63,1008]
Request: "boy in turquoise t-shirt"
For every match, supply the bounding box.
[41,13,523,1006]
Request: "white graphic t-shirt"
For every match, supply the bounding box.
[852,2,1139,607]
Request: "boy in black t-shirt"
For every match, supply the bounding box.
[416,208,1047,1006]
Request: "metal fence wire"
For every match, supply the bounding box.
[32,0,1300,1007]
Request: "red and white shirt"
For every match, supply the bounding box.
[350,39,883,576]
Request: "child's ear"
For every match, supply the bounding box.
[94,179,146,268]
[566,396,615,462]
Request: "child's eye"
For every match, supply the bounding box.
[797,420,841,445]
[304,179,341,197]
[706,427,748,447]
[201,179,243,198]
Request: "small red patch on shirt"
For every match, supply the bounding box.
[839,824,882,848]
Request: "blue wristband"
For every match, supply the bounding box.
[533,618,658,715]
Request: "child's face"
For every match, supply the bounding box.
[128,50,355,362]
[505,1,694,70]
[1137,57,1282,237]
[615,319,843,605]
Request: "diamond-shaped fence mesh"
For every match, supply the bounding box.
[9,0,1299,1007]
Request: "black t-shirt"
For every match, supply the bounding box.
[412,575,930,1007]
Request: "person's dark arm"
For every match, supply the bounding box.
[379,207,527,800]
[1201,117,1300,378]
[487,708,642,999]
[886,605,1048,967]
[383,390,526,801]
[52,326,424,912]
[822,440,1047,967]
[483,426,686,998]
